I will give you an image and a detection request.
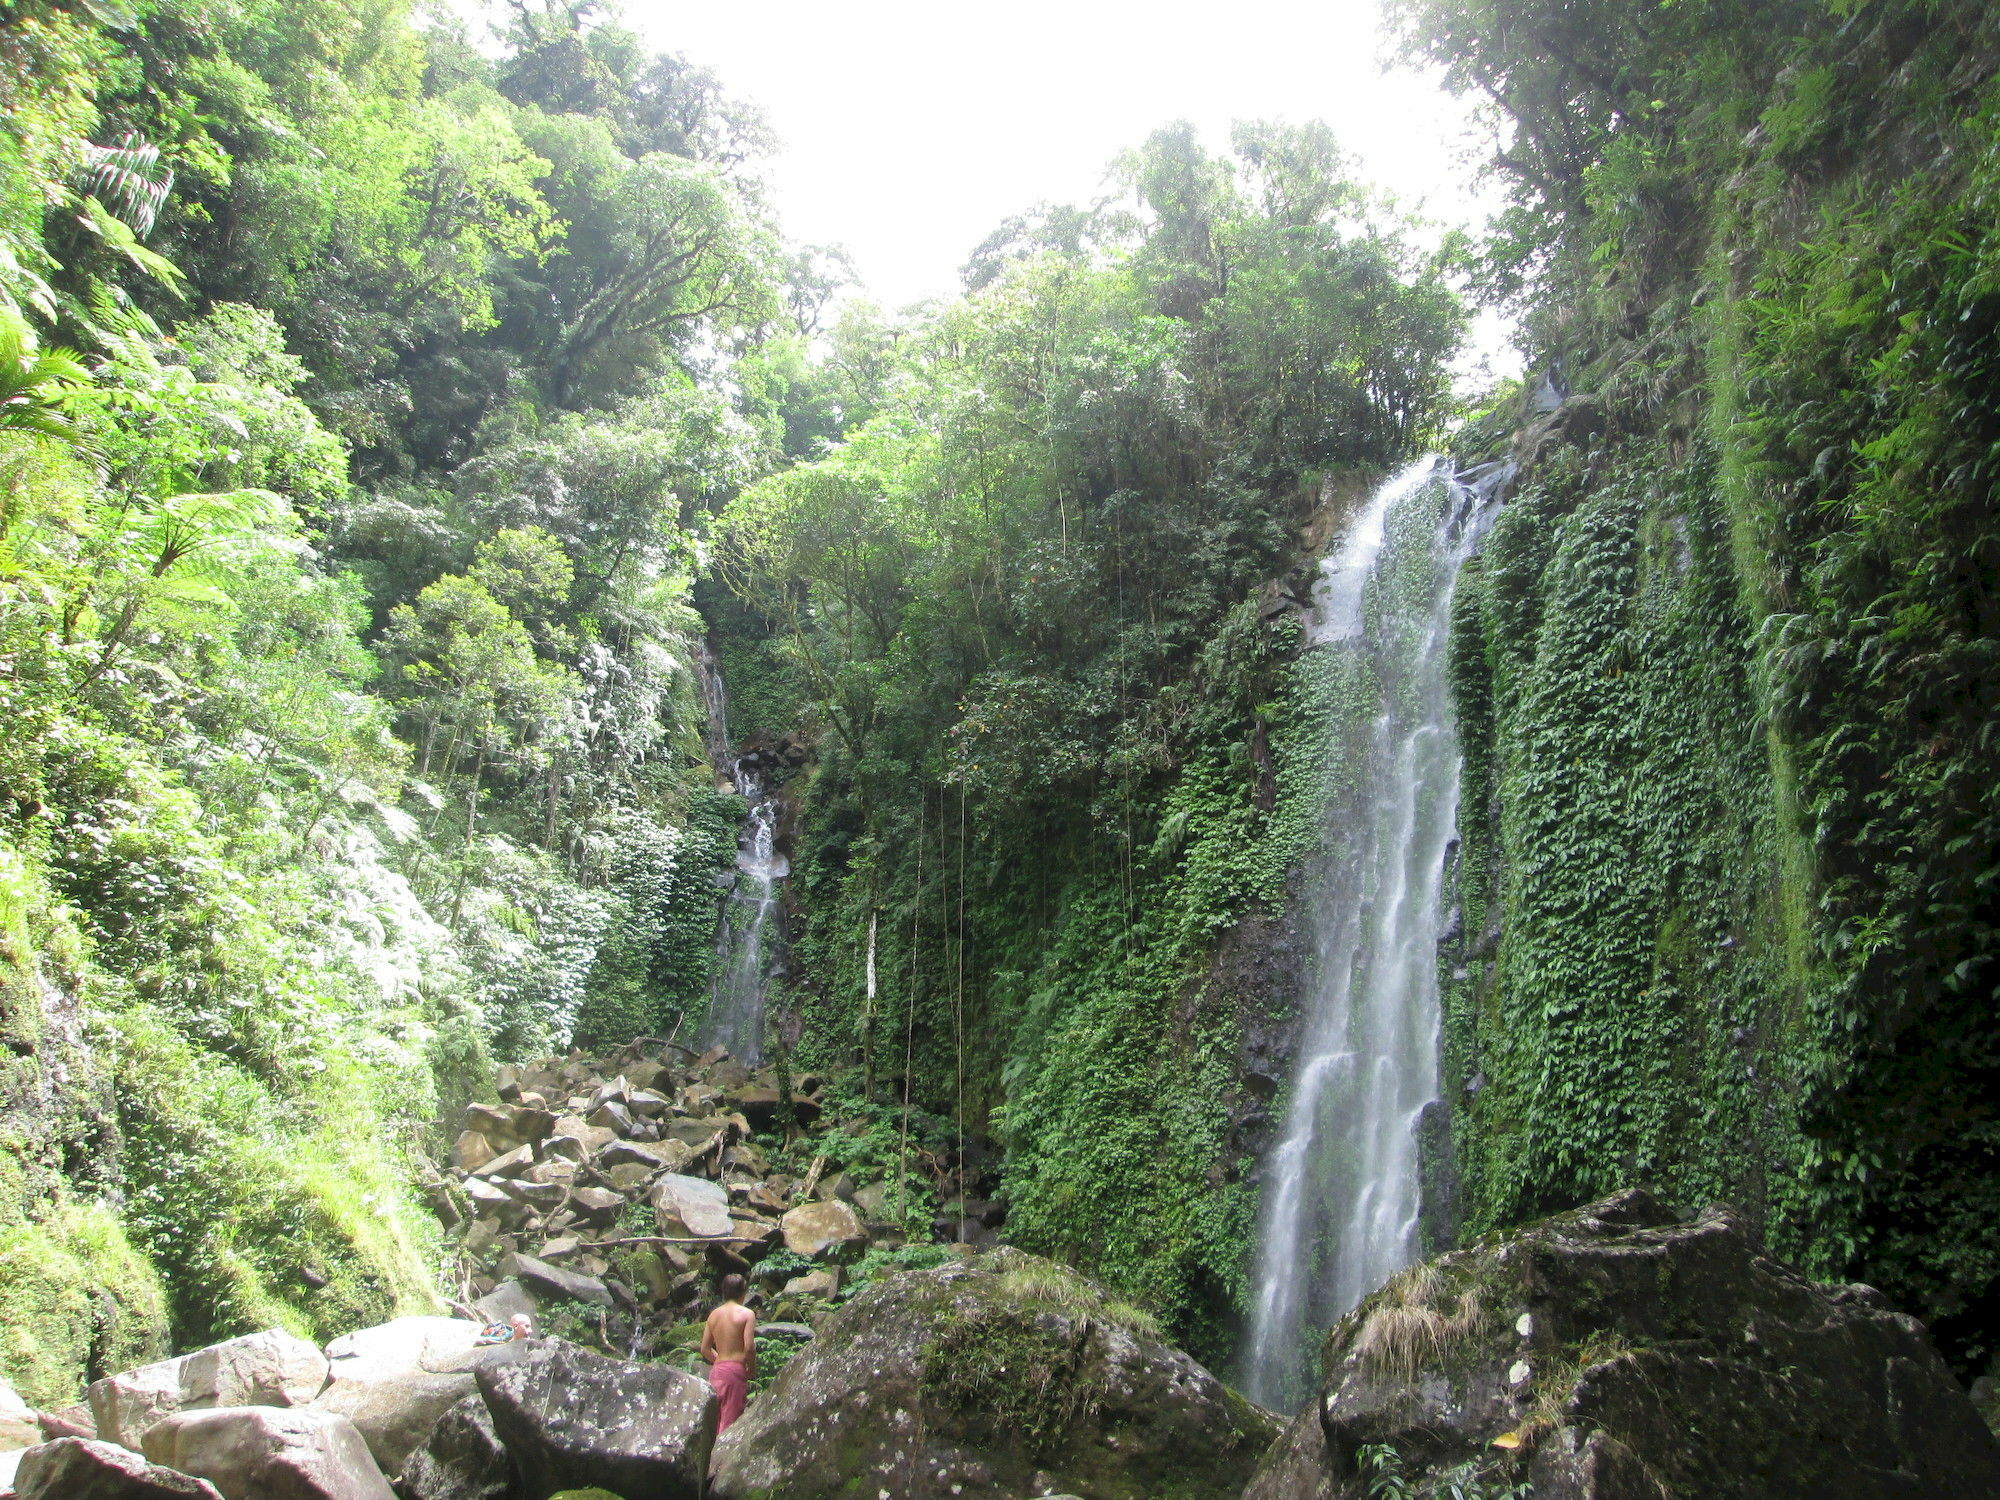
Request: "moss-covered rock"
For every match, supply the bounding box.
[1244,1189,2000,1499]
[708,1247,1278,1500]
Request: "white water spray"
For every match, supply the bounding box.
[1242,457,1506,1409]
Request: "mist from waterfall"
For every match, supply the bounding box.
[1241,456,1505,1410]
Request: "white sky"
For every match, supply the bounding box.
[471,0,1521,379]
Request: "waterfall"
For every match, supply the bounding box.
[1241,456,1507,1410]
[693,642,787,1066]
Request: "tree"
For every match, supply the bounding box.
[538,151,777,407]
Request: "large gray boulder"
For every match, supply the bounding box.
[708,1248,1277,1500]
[777,1199,866,1262]
[87,1329,329,1450]
[395,1395,512,1500]
[1241,1189,2000,1500]
[650,1172,733,1238]
[311,1318,497,1479]
[310,1371,475,1484]
[140,1406,394,1500]
[472,1338,714,1499]
[11,1437,224,1498]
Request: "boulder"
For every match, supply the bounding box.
[650,1174,733,1239]
[850,1180,894,1222]
[449,1132,496,1173]
[141,1407,394,1500]
[312,1318,504,1478]
[472,1281,537,1325]
[309,1373,470,1484]
[519,1159,578,1188]
[1244,1407,1339,1500]
[395,1395,511,1500]
[548,1117,616,1154]
[462,1104,555,1151]
[86,1356,187,1451]
[180,1329,329,1411]
[585,1100,635,1136]
[473,1339,715,1499]
[1241,1189,2000,1500]
[460,1179,513,1220]
[730,1086,785,1129]
[661,1117,731,1149]
[87,1329,329,1451]
[707,1248,1277,1500]
[568,1187,624,1225]
[598,1140,671,1171]
[11,1437,224,1499]
[778,1199,867,1262]
[730,1086,820,1130]
[494,1177,565,1213]
[783,1267,841,1300]
[468,1144,535,1180]
[540,1134,588,1165]
[324,1318,489,1386]
[508,1253,614,1307]
[39,1400,95,1440]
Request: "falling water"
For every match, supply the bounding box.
[1241,456,1507,1410]
[693,643,786,1065]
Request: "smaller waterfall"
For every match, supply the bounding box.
[1242,457,1507,1410]
[693,643,786,1065]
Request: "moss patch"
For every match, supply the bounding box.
[0,1201,167,1407]
[920,1304,1096,1461]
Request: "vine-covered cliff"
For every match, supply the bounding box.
[1424,0,2000,1377]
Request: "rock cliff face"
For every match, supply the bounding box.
[1244,1190,2000,1499]
[709,1247,1278,1500]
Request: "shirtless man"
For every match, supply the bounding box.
[699,1273,756,1434]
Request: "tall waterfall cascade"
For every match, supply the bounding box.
[693,643,786,1066]
[1242,456,1509,1410]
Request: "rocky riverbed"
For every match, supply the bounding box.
[5,1039,1998,1500]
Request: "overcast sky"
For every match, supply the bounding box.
[474,0,1519,377]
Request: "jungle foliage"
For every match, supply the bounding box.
[0,0,817,1399]
[1403,0,2000,1375]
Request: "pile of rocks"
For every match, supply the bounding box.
[0,1039,1034,1500]
[0,1318,719,1499]
[434,1039,1000,1347]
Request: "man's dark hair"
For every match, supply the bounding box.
[719,1273,747,1301]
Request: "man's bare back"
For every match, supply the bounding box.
[701,1298,757,1371]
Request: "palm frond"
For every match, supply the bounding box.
[77,136,174,237]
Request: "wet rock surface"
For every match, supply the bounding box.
[1242,1189,2000,1499]
[708,1247,1278,1500]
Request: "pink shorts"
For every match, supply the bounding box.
[709,1359,748,1433]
